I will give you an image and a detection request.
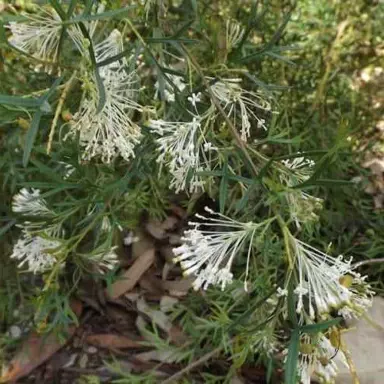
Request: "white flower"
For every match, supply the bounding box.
[59,162,76,179]
[10,230,61,273]
[280,155,322,229]
[123,231,140,246]
[277,287,288,297]
[226,20,245,51]
[289,236,373,320]
[89,247,119,273]
[210,78,272,140]
[12,188,63,236]
[67,4,105,57]
[250,329,278,356]
[101,217,112,232]
[68,30,142,163]
[282,156,315,171]
[188,92,202,107]
[150,117,213,193]
[173,207,268,291]
[94,29,126,69]
[12,188,53,217]
[7,9,62,64]
[203,142,218,152]
[154,73,186,103]
[297,333,348,384]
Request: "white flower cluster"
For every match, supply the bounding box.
[10,230,61,274]
[297,333,348,384]
[86,246,119,274]
[154,72,186,103]
[8,8,142,164]
[7,9,62,67]
[12,188,53,217]
[280,155,323,228]
[150,117,217,193]
[69,30,142,163]
[289,236,373,320]
[10,189,118,274]
[173,207,266,290]
[226,20,245,51]
[210,78,272,141]
[10,189,62,273]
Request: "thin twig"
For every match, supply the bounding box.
[352,258,384,269]
[161,345,224,384]
[47,71,77,154]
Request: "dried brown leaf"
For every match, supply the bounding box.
[139,272,165,295]
[0,300,82,383]
[162,278,193,295]
[85,334,143,349]
[131,231,155,260]
[145,216,179,240]
[170,204,187,219]
[136,298,188,347]
[159,246,176,263]
[106,248,156,299]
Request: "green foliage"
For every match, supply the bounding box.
[0,0,383,382]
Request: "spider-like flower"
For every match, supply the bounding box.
[226,20,245,51]
[149,118,216,193]
[12,188,53,217]
[297,333,348,384]
[89,247,119,273]
[10,230,61,273]
[68,30,142,163]
[67,4,104,57]
[12,188,63,236]
[280,155,322,229]
[173,207,270,290]
[154,73,186,103]
[210,78,272,141]
[289,235,373,320]
[7,9,62,65]
[95,29,126,69]
[282,156,315,172]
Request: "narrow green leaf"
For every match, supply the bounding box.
[244,72,290,91]
[159,66,186,77]
[238,10,293,64]
[300,318,342,334]
[228,288,276,332]
[83,0,96,15]
[172,19,195,38]
[49,0,67,20]
[21,182,79,190]
[30,159,67,182]
[264,51,296,66]
[287,277,298,327]
[77,23,106,112]
[296,179,354,188]
[41,76,64,104]
[196,170,254,185]
[67,0,79,17]
[65,6,136,24]
[284,328,300,384]
[96,48,130,67]
[145,37,198,44]
[266,357,274,384]
[0,94,40,108]
[219,161,229,213]
[23,109,43,167]
[235,184,255,212]
[0,219,16,238]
